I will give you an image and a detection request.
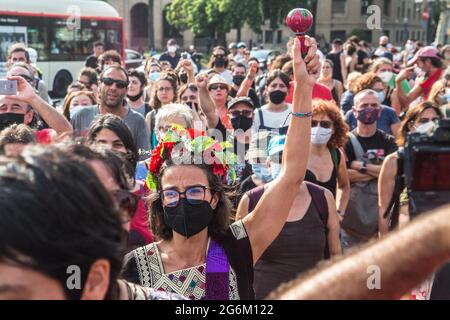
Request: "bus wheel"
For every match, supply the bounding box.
[52,70,73,98]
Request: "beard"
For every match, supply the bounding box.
[102,90,125,109]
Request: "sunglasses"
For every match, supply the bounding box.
[214,54,225,58]
[113,190,139,220]
[209,84,228,91]
[311,120,333,129]
[101,77,128,89]
[229,110,253,118]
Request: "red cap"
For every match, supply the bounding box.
[407,46,440,66]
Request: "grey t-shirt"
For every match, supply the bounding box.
[71,105,150,152]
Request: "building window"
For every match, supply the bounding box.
[277,30,283,44]
[397,6,400,18]
[383,0,391,16]
[401,1,405,18]
[332,0,346,14]
[396,30,399,43]
[407,8,411,20]
[265,30,273,44]
[361,0,373,15]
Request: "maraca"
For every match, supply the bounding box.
[286,8,314,58]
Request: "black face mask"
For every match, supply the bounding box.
[127,91,143,102]
[231,115,253,131]
[179,73,188,84]
[269,90,287,105]
[347,48,356,56]
[0,113,25,131]
[163,198,214,238]
[232,75,245,86]
[214,57,225,68]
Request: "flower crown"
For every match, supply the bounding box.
[146,125,238,190]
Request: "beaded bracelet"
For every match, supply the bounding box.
[291,111,313,118]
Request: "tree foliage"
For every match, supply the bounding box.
[165,0,315,36]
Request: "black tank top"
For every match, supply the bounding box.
[253,201,326,299]
[331,81,340,105]
[304,148,340,196]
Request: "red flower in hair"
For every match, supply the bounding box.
[187,128,205,139]
[212,163,226,177]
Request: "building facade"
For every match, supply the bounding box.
[106,0,432,53]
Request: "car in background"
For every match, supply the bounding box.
[250,49,280,72]
[125,49,144,70]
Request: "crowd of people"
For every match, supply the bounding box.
[0,32,449,300]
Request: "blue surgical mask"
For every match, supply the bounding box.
[270,162,282,180]
[149,72,161,82]
[252,163,272,182]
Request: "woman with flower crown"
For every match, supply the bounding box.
[121,37,320,300]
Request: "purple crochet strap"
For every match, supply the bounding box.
[204,239,230,300]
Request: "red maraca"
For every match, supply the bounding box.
[286,8,314,58]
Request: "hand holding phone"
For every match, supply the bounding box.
[0,79,17,95]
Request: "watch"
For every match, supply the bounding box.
[359,161,367,174]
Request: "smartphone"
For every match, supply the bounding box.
[0,79,17,95]
[181,52,189,59]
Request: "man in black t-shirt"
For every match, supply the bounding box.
[344,89,397,180]
[159,39,181,70]
[85,41,104,69]
[326,38,344,83]
[342,89,397,249]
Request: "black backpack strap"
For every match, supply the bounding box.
[144,103,152,116]
[257,108,265,128]
[246,185,266,213]
[386,149,405,230]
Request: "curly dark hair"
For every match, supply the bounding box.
[312,99,349,149]
[149,160,232,241]
[354,72,383,93]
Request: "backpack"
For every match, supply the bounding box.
[246,181,330,259]
[341,132,379,240]
[383,148,405,230]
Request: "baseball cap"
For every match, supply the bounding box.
[332,38,343,45]
[237,42,247,49]
[407,46,440,66]
[268,134,286,157]
[227,96,255,110]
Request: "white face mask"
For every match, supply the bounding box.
[414,67,423,76]
[377,91,385,104]
[168,45,177,53]
[405,43,414,52]
[378,71,393,83]
[415,121,436,134]
[311,126,333,145]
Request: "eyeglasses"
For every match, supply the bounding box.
[229,110,253,118]
[158,86,173,92]
[161,185,214,208]
[181,95,197,102]
[311,120,333,129]
[101,77,128,89]
[417,117,440,124]
[209,84,228,91]
[113,190,139,221]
